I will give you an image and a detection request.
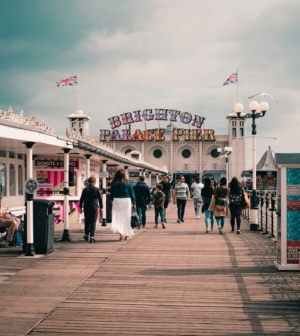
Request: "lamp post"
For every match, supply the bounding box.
[217,147,233,184]
[233,101,270,229]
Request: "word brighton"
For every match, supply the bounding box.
[99,128,215,141]
[108,109,205,129]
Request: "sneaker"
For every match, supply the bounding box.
[211,227,214,232]
[237,230,241,234]
[177,219,181,223]
[218,226,223,235]
[162,223,166,229]
[206,229,209,233]
[90,237,96,243]
[195,215,198,219]
[181,219,185,223]
[231,229,234,233]
[83,235,89,241]
[154,225,159,228]
[197,215,200,219]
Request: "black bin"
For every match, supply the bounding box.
[23,200,55,254]
[106,193,112,223]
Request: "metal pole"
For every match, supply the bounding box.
[259,191,264,231]
[264,193,269,234]
[101,160,107,226]
[24,142,35,256]
[124,166,129,180]
[226,157,229,185]
[84,154,91,179]
[62,148,72,241]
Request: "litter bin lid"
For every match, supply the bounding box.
[33,200,55,208]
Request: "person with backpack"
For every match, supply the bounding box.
[133,175,151,228]
[229,177,244,234]
[153,184,166,229]
[201,178,215,233]
[209,177,229,235]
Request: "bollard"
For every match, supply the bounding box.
[259,191,264,231]
[264,193,270,234]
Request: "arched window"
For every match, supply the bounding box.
[18,165,23,195]
[240,128,244,137]
[0,163,6,196]
[232,128,236,138]
[125,149,132,155]
[153,149,162,158]
[9,164,16,196]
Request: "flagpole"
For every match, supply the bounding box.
[237,70,238,103]
[77,74,79,110]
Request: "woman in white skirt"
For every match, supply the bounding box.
[110,169,136,241]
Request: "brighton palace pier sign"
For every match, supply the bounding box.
[100,109,215,141]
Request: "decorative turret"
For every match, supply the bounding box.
[67,109,91,136]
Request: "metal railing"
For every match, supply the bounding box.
[242,190,277,239]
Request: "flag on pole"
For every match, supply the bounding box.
[223,72,238,86]
[56,75,78,87]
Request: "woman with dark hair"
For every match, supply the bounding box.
[110,169,136,241]
[229,177,244,234]
[210,177,229,235]
[210,178,217,190]
[201,178,215,232]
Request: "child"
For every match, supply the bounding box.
[153,184,166,229]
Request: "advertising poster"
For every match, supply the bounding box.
[286,168,300,264]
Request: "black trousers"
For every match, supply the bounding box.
[177,199,187,221]
[84,206,98,237]
[229,203,242,230]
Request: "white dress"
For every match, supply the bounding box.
[111,198,134,237]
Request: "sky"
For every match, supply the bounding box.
[1,0,300,169]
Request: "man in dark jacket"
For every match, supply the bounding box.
[80,176,103,243]
[133,176,151,227]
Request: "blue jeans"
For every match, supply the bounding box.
[193,198,201,215]
[204,210,214,228]
[136,206,146,225]
[215,217,225,228]
[155,208,165,224]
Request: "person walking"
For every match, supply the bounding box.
[79,176,103,243]
[173,175,190,223]
[133,175,151,228]
[161,175,172,223]
[210,177,229,235]
[201,178,215,233]
[229,177,244,234]
[153,184,166,229]
[211,178,217,190]
[191,177,204,219]
[110,169,136,241]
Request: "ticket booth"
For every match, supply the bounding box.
[274,153,300,271]
[33,156,99,226]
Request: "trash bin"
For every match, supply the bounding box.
[23,200,55,254]
[106,193,112,223]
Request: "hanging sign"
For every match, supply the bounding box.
[25,179,39,194]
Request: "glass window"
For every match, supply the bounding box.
[18,154,23,159]
[9,152,15,158]
[0,163,6,196]
[153,149,162,158]
[0,151,6,157]
[240,128,244,137]
[125,149,132,155]
[9,164,16,196]
[18,165,23,195]
[240,121,244,127]
[232,128,236,138]
[182,149,191,158]
[211,149,220,158]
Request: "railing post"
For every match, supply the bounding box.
[264,193,270,234]
[247,191,251,221]
[259,191,264,231]
[269,192,276,238]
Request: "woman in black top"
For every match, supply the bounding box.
[229,177,244,234]
[201,178,215,233]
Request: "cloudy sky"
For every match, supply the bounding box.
[1,0,299,168]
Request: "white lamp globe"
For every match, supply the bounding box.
[233,103,244,114]
[249,101,259,111]
[217,147,222,153]
[259,101,269,112]
[228,147,233,152]
[224,146,229,151]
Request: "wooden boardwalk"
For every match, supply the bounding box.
[1,201,300,335]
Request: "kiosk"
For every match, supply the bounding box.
[274,153,300,271]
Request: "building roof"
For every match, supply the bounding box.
[248,146,276,171]
[275,153,300,166]
[226,111,246,118]
[67,109,91,120]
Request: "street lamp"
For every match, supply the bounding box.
[233,100,270,229]
[217,146,233,185]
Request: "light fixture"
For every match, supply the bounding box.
[249,101,259,112]
[259,101,269,113]
[217,147,222,153]
[233,103,244,116]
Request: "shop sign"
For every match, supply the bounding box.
[34,157,79,169]
[100,109,215,142]
[100,171,109,178]
[25,179,39,194]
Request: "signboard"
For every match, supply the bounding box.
[100,171,109,178]
[34,157,79,169]
[286,168,300,264]
[25,179,39,194]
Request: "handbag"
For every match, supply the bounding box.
[130,212,140,229]
[241,193,250,209]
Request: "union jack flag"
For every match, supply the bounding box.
[56,75,78,87]
[223,72,238,86]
